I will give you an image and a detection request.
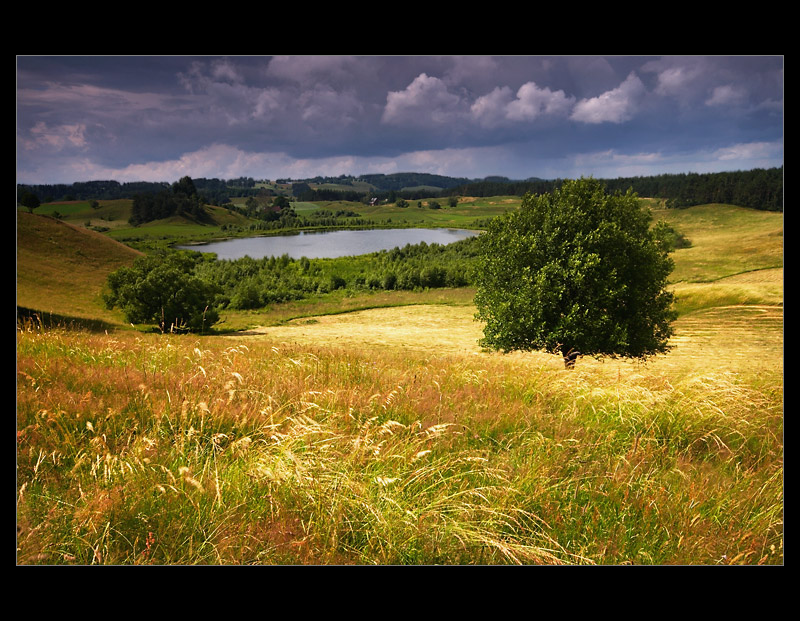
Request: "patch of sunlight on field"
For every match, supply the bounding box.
[565,304,783,377]
[671,267,783,315]
[717,267,783,285]
[661,305,783,372]
[239,305,487,355]
[234,302,783,376]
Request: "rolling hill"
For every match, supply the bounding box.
[16,212,142,325]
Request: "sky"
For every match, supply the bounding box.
[16,55,784,186]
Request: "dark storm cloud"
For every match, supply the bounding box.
[16,55,783,184]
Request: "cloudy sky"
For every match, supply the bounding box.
[16,55,783,185]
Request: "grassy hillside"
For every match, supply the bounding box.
[33,199,133,229]
[653,204,783,316]
[16,212,142,326]
[26,199,256,247]
[16,201,783,565]
[652,204,783,283]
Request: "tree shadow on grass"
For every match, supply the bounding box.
[16,306,118,333]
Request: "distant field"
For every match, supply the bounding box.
[671,267,783,315]
[290,201,321,214]
[651,204,783,282]
[334,195,520,229]
[28,195,513,251]
[31,199,134,230]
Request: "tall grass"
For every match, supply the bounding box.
[17,320,782,565]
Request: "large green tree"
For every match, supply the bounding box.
[103,252,220,333]
[474,178,676,368]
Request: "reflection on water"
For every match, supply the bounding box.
[177,228,479,260]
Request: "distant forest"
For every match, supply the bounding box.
[127,176,210,226]
[442,167,783,212]
[18,167,783,212]
[16,177,261,208]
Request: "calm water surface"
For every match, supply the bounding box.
[177,228,479,260]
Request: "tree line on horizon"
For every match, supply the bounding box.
[17,166,783,213]
[441,167,783,212]
[16,177,261,208]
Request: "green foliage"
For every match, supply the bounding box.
[19,191,40,212]
[128,176,209,226]
[103,251,220,332]
[652,220,691,251]
[474,178,677,363]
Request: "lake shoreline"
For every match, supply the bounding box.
[173,222,486,247]
[175,227,480,261]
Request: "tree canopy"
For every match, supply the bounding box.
[103,251,220,333]
[18,191,40,212]
[474,178,677,367]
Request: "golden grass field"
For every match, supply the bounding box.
[238,296,783,376]
[16,203,784,565]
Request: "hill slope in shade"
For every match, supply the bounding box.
[17,212,142,323]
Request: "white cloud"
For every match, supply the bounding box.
[507,82,574,121]
[298,85,363,127]
[382,73,466,126]
[266,55,362,85]
[470,82,573,127]
[570,72,646,124]
[119,144,283,181]
[18,82,171,117]
[713,141,782,162]
[210,58,244,83]
[705,84,747,107]
[15,135,784,187]
[20,144,277,184]
[641,56,779,110]
[470,86,514,128]
[573,149,664,170]
[443,55,499,87]
[18,142,517,185]
[251,88,284,120]
[563,140,783,179]
[21,121,88,151]
[651,64,705,98]
[16,56,784,185]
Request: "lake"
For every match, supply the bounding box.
[177,228,480,260]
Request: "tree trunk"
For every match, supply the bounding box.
[562,347,579,370]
